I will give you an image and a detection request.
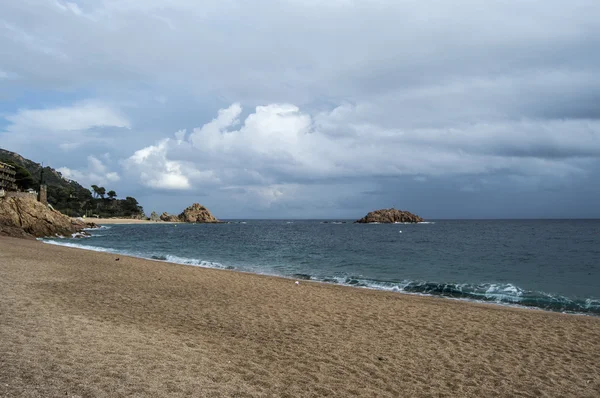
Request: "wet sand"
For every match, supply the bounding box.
[0,236,598,397]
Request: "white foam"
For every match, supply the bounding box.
[71,232,90,239]
[43,240,117,253]
[42,240,230,271]
[482,283,523,302]
[83,225,112,231]
[162,254,228,269]
[584,298,600,309]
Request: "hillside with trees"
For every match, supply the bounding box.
[0,148,144,218]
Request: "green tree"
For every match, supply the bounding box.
[97,186,106,199]
[14,165,35,190]
[91,185,100,198]
[107,190,117,200]
[122,196,144,216]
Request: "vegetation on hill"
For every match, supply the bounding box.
[0,148,144,218]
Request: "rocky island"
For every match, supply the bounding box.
[159,203,219,223]
[355,208,424,223]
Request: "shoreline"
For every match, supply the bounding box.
[2,236,599,397]
[47,239,537,314]
[41,237,599,317]
[82,217,183,224]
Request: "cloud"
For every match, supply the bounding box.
[125,139,192,190]
[1,1,598,106]
[4,102,130,132]
[54,1,84,16]
[0,101,131,160]
[59,142,82,151]
[2,0,600,217]
[0,69,15,80]
[58,155,120,187]
[126,103,600,205]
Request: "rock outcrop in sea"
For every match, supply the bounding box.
[178,203,219,223]
[355,208,424,224]
[157,204,219,223]
[0,196,91,238]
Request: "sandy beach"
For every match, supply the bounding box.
[0,237,598,397]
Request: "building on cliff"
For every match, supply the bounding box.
[0,161,17,192]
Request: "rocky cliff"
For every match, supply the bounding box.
[179,203,219,223]
[355,208,424,223]
[0,196,89,238]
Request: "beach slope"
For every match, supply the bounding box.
[1,237,598,397]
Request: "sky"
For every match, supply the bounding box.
[1,0,599,219]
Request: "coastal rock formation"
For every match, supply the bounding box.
[156,204,218,223]
[0,196,86,238]
[178,203,219,223]
[70,217,99,230]
[159,212,180,222]
[149,211,160,221]
[355,208,424,224]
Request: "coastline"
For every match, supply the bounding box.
[42,235,599,316]
[1,236,599,397]
[83,217,182,225]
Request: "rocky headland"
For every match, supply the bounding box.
[0,196,96,239]
[355,208,424,223]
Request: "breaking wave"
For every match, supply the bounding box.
[320,277,599,315]
[150,254,233,269]
[283,273,598,315]
[42,240,234,270]
[83,225,112,231]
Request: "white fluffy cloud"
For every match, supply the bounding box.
[125,139,191,190]
[126,103,600,206]
[58,155,120,187]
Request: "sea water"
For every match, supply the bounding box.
[43,220,600,315]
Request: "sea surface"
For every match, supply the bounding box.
[43,220,600,315]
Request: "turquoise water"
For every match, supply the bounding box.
[44,220,600,315]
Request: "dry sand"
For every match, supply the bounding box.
[84,218,180,225]
[0,237,599,397]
